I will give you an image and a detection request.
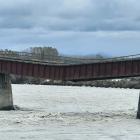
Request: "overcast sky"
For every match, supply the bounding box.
[0,0,140,56]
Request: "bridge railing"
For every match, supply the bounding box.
[0,50,140,65]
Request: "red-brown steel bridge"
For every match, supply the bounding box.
[0,51,140,81]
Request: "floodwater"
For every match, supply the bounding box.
[0,85,140,140]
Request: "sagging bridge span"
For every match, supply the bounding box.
[0,51,140,81]
[0,51,140,118]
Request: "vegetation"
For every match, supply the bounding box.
[25,47,59,60]
[40,77,140,89]
[0,49,19,56]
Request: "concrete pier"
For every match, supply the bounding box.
[0,73,14,110]
[137,93,140,119]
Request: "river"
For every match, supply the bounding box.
[0,85,139,140]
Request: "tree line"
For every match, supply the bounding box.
[0,47,59,57]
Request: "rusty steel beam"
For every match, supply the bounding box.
[0,58,140,81]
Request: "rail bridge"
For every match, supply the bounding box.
[0,51,140,118]
[0,52,140,81]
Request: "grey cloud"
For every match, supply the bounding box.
[0,0,140,31]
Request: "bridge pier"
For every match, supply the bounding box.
[137,93,140,119]
[0,73,14,110]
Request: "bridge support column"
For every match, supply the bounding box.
[0,73,14,110]
[137,93,140,119]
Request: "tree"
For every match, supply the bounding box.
[29,47,58,56]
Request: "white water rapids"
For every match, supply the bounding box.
[0,85,139,140]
